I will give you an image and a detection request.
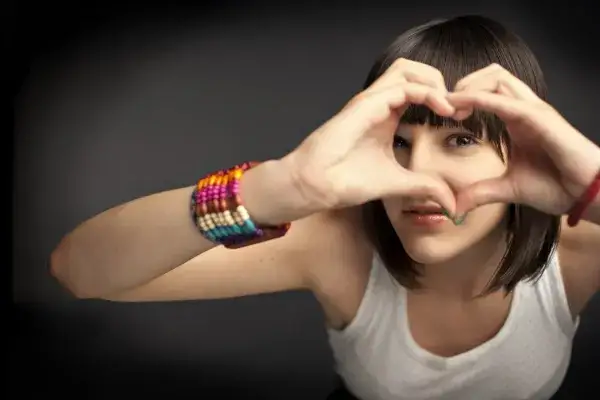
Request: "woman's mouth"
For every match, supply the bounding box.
[402,206,450,227]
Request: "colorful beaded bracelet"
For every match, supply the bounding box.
[190,161,291,248]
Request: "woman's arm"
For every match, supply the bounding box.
[562,163,600,312]
[49,60,479,302]
[582,181,600,226]
[559,217,600,316]
[49,159,324,299]
[100,211,353,302]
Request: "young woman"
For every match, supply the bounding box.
[50,15,600,400]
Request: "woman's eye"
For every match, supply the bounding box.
[447,134,478,147]
[393,136,409,148]
[393,134,479,149]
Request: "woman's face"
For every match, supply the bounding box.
[383,123,509,265]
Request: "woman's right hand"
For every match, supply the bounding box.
[289,59,457,208]
[243,59,459,225]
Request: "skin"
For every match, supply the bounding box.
[389,124,509,271]
[50,59,600,362]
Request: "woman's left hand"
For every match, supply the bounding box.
[446,63,600,219]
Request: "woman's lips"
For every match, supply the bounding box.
[402,210,449,227]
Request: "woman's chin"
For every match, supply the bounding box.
[400,240,463,265]
[406,251,456,265]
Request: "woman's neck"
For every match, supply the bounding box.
[417,231,508,300]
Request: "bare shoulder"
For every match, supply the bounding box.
[557,217,600,315]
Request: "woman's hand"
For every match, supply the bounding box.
[446,63,600,219]
[285,58,458,216]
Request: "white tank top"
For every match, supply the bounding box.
[327,252,579,400]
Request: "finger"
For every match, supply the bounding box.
[386,169,457,216]
[458,73,537,101]
[370,58,447,92]
[446,91,529,122]
[454,176,516,217]
[453,107,473,121]
[403,70,447,92]
[453,63,500,89]
[454,64,539,101]
[373,82,455,117]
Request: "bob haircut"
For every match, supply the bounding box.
[361,15,561,295]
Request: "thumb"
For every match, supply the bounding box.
[455,176,516,218]
[384,168,457,216]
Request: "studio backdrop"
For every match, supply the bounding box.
[13,1,599,398]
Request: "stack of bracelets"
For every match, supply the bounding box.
[190,161,290,249]
[191,162,600,248]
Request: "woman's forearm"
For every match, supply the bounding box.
[583,193,600,226]
[49,159,317,298]
[50,185,216,298]
[582,158,600,226]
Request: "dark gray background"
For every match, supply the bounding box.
[12,0,599,398]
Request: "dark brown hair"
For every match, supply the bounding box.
[361,15,561,294]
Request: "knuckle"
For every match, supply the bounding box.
[454,78,466,90]
[423,67,446,88]
[391,58,413,76]
[395,58,431,76]
[431,67,444,80]
[492,64,513,78]
[497,77,511,89]
[392,57,409,68]
[391,59,446,89]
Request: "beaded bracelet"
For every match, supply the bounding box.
[190,161,291,248]
[567,168,600,227]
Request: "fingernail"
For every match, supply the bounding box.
[442,208,467,225]
[453,214,466,225]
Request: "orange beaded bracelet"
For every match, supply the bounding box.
[190,161,291,248]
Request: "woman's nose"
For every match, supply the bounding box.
[406,142,437,175]
[404,143,464,192]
